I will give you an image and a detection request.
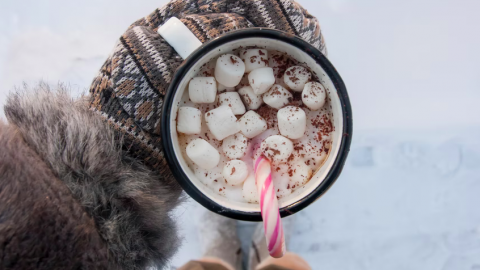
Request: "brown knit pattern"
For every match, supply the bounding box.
[89,0,327,171]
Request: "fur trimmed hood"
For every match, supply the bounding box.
[1,83,182,269]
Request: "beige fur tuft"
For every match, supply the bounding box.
[4,83,183,269]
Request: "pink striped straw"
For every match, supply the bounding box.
[254,155,286,258]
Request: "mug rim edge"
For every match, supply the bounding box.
[161,27,353,222]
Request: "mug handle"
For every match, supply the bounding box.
[158,17,203,60]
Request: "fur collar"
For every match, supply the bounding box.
[4,83,182,269]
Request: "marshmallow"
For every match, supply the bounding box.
[215,54,245,87]
[217,92,246,115]
[205,106,240,140]
[177,107,202,134]
[195,167,222,186]
[263,84,293,109]
[302,82,326,111]
[238,111,268,138]
[268,50,287,77]
[238,86,263,110]
[289,161,313,188]
[223,133,248,159]
[271,163,292,198]
[242,175,259,203]
[248,67,275,95]
[186,139,220,169]
[222,160,249,185]
[189,77,217,103]
[268,52,292,89]
[260,135,294,164]
[217,82,235,92]
[284,66,311,92]
[277,106,306,139]
[241,49,268,73]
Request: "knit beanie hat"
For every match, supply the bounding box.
[89,0,327,172]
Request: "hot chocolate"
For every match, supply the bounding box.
[175,48,334,203]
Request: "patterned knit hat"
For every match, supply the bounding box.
[89,0,327,172]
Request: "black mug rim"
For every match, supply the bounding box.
[161,28,353,222]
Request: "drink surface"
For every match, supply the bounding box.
[177,49,334,204]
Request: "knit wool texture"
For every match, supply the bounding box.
[89,0,327,171]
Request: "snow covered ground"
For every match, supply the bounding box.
[171,127,480,269]
[1,0,479,269]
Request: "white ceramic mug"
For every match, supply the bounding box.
[159,18,352,221]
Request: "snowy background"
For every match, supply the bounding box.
[1,0,480,269]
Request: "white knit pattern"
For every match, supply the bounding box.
[253,0,277,29]
[132,26,173,83]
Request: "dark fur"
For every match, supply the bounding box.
[4,83,183,269]
[0,121,112,269]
